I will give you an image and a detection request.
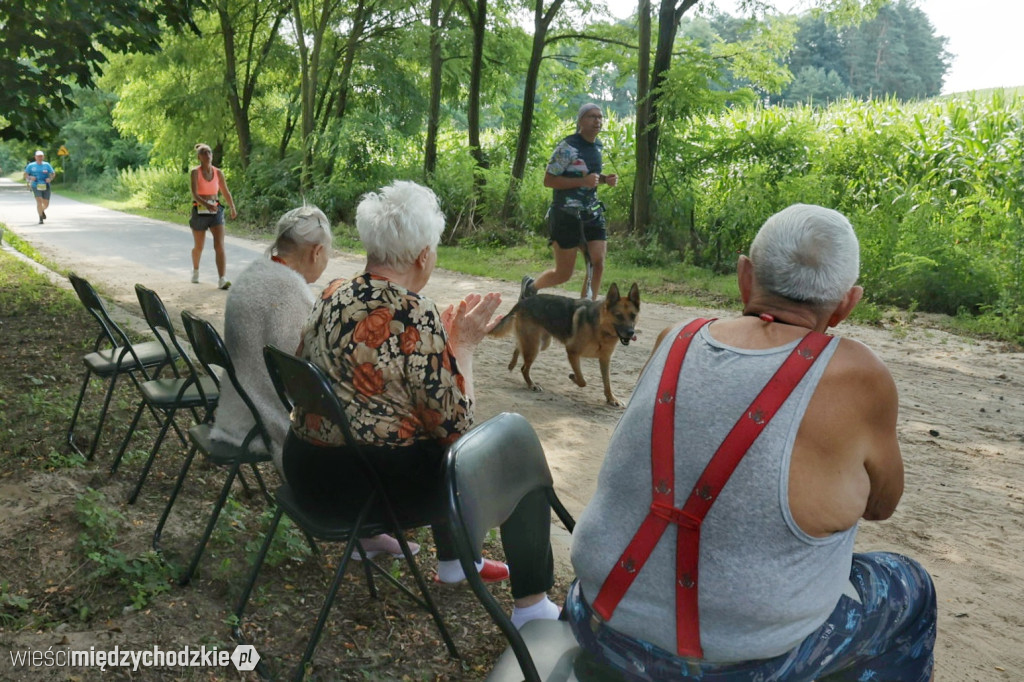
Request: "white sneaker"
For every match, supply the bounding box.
[190,270,199,284]
[218,277,231,290]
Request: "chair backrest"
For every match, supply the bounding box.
[446,412,574,557]
[69,273,158,376]
[444,412,576,682]
[180,310,271,452]
[134,284,212,404]
[262,344,390,506]
[69,273,134,352]
[262,344,361,445]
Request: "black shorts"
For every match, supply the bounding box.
[189,205,225,231]
[548,206,606,249]
[32,185,51,200]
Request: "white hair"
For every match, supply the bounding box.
[356,181,444,268]
[266,205,332,257]
[749,204,859,306]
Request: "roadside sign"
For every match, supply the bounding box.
[58,146,69,156]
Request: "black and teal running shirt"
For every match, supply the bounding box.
[546,133,603,212]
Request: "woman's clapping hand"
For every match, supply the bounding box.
[441,292,502,354]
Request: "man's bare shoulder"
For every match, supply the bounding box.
[825,335,898,404]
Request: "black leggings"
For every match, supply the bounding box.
[282,432,554,599]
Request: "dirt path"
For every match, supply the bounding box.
[4,185,1022,679]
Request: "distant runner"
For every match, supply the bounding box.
[24,151,55,224]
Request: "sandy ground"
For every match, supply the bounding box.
[2,183,1022,679]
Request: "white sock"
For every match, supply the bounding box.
[511,596,560,629]
[436,558,483,583]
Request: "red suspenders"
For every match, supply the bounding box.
[591,318,832,658]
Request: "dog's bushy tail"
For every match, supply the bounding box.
[488,305,518,338]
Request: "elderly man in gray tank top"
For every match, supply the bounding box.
[567,204,936,682]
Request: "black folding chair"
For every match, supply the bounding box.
[152,311,275,585]
[445,412,619,682]
[66,274,175,460]
[111,285,218,504]
[231,344,458,681]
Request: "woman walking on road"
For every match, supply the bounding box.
[189,143,237,289]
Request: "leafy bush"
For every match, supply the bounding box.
[117,166,187,212]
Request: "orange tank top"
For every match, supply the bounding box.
[195,166,220,195]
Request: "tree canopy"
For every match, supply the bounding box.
[0,0,202,141]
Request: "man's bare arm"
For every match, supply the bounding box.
[857,346,904,520]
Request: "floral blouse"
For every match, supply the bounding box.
[293,273,473,448]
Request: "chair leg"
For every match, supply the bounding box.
[236,466,255,498]
[179,462,241,586]
[110,400,146,475]
[303,529,320,557]
[251,463,273,506]
[232,507,284,638]
[86,370,121,460]
[395,531,459,658]
[293,532,363,681]
[353,540,378,600]
[127,407,177,504]
[153,444,199,552]
[66,368,94,457]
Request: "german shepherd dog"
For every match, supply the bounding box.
[489,283,640,406]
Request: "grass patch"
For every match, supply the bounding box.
[0,246,78,317]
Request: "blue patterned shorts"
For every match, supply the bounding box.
[567,552,936,681]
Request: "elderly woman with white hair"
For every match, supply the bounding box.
[287,180,562,628]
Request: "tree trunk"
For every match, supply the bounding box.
[292,0,341,189]
[217,0,287,170]
[333,0,369,122]
[465,0,488,191]
[631,0,652,233]
[218,3,251,168]
[501,0,565,223]
[424,0,444,177]
[632,0,698,235]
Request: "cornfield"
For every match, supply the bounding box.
[650,90,1024,335]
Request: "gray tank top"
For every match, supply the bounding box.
[571,321,856,663]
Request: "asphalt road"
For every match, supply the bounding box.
[0,178,364,328]
[0,178,262,286]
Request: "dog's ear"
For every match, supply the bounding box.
[605,283,620,305]
[628,282,640,307]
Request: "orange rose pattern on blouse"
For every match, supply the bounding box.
[352,307,393,348]
[293,273,474,448]
[320,278,346,300]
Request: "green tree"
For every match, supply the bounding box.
[216,0,290,168]
[0,0,201,140]
[776,0,950,104]
[57,87,149,178]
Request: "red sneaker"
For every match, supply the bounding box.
[478,558,510,583]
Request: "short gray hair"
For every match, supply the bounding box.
[576,102,601,132]
[749,204,859,307]
[356,180,444,268]
[267,205,332,257]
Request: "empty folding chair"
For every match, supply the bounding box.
[112,284,218,504]
[231,344,458,681]
[66,274,175,460]
[445,412,619,682]
[154,310,275,585]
